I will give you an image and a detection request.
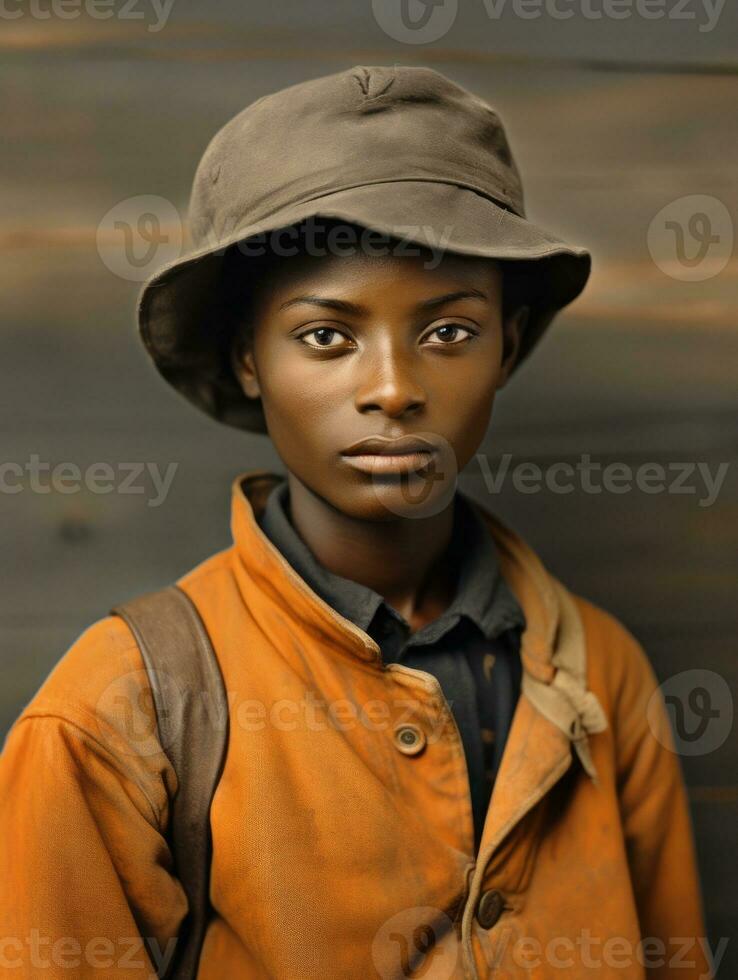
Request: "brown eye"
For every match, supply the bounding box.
[423,323,475,345]
[299,327,350,349]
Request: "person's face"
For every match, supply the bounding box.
[232,246,527,521]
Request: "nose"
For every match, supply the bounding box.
[354,347,427,419]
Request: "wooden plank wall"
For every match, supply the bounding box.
[1,4,736,973]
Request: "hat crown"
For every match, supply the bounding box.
[189,65,524,249]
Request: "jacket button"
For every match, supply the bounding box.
[476,889,505,929]
[393,723,426,756]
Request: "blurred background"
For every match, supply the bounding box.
[2,0,736,972]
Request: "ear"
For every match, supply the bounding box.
[230,334,261,399]
[497,305,529,389]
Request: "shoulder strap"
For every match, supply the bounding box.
[110,584,229,980]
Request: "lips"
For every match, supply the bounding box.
[340,435,438,476]
[341,435,437,457]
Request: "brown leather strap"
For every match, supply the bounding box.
[110,585,228,980]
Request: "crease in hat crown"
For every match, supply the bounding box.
[189,64,526,251]
[137,64,591,433]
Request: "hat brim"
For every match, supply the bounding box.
[138,180,591,433]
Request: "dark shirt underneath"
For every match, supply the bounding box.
[258,481,526,853]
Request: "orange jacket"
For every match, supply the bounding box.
[0,471,711,979]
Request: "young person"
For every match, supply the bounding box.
[0,66,711,979]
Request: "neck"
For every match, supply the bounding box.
[285,473,457,629]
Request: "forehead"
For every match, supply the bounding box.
[249,245,501,307]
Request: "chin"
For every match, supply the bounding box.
[329,472,459,523]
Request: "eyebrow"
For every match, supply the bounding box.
[278,289,489,316]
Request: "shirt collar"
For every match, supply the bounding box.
[258,478,525,643]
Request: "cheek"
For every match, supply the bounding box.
[434,355,501,464]
[454,389,497,461]
[254,343,349,456]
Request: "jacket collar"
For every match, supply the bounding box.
[230,471,380,663]
[229,471,608,781]
[256,477,526,644]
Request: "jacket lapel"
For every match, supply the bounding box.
[470,503,609,858]
[234,474,607,860]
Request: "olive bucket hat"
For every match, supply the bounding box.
[138,64,591,433]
